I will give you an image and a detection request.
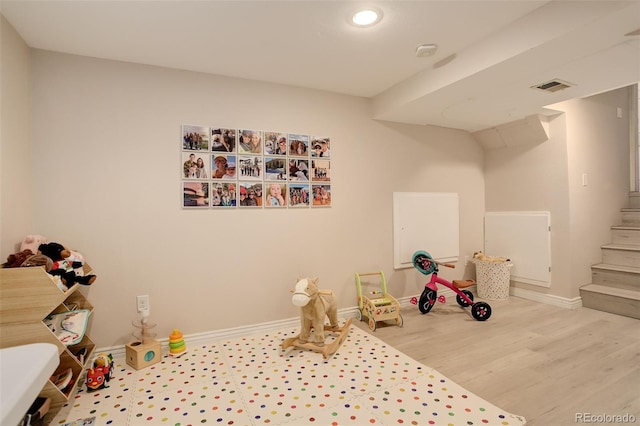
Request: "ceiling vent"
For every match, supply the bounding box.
[532,79,574,93]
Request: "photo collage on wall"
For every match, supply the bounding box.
[181,125,332,209]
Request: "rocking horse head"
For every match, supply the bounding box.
[292,277,319,307]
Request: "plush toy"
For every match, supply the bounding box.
[4,248,53,270]
[291,277,339,346]
[473,251,510,262]
[5,249,34,268]
[20,234,48,254]
[21,254,53,271]
[66,250,87,276]
[38,242,96,287]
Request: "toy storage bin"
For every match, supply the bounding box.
[473,260,513,300]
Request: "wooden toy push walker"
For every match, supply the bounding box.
[355,271,403,331]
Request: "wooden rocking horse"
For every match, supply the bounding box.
[281,277,351,359]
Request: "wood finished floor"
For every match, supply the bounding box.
[352,295,640,426]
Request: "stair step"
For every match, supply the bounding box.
[581,284,640,299]
[584,194,640,319]
[580,284,640,319]
[611,226,640,245]
[601,244,640,268]
[592,263,640,273]
[591,263,640,291]
[621,209,640,226]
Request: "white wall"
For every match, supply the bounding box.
[1,16,32,256]
[484,87,631,299]
[484,114,573,297]
[12,50,485,347]
[563,88,631,295]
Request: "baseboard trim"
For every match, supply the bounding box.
[98,289,578,358]
[510,287,582,309]
[98,306,360,358]
[398,287,582,310]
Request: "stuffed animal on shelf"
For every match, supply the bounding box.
[4,248,53,271]
[20,234,48,253]
[4,249,34,268]
[38,242,96,287]
[66,249,87,277]
[20,254,53,271]
[291,277,339,346]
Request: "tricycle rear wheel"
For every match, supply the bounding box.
[471,302,492,321]
[456,290,474,307]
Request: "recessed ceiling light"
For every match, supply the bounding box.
[351,9,382,27]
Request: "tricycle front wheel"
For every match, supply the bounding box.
[418,288,437,314]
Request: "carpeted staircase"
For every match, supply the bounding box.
[580,192,640,319]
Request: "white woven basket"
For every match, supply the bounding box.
[473,260,513,300]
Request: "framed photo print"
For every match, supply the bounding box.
[238,182,260,208]
[238,155,263,180]
[238,129,262,154]
[312,184,331,207]
[265,182,287,207]
[182,125,210,151]
[211,182,236,208]
[288,134,309,156]
[289,183,310,207]
[274,134,288,155]
[264,131,286,155]
[311,159,330,181]
[182,152,210,179]
[288,158,309,181]
[183,182,209,208]
[211,154,236,180]
[211,128,236,153]
[264,157,287,181]
[310,136,330,158]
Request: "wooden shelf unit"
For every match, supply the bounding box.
[0,265,96,423]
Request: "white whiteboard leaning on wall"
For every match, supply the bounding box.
[393,192,459,269]
[484,211,551,287]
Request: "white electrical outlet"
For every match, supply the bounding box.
[137,295,150,315]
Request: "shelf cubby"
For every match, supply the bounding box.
[0,263,97,423]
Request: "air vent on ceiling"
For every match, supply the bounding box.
[532,79,574,93]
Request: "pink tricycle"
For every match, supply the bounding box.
[412,250,492,321]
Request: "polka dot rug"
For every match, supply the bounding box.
[52,325,526,425]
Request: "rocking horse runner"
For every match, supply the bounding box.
[281,277,351,358]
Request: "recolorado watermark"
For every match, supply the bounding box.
[576,412,637,423]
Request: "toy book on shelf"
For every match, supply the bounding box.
[44,309,91,346]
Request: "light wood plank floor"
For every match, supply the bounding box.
[352,296,640,426]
